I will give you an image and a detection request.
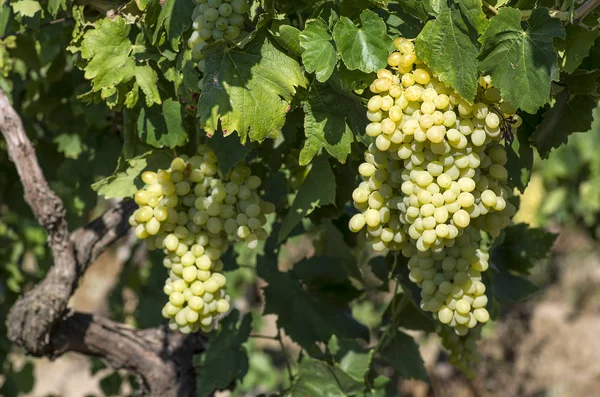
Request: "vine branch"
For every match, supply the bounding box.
[0,89,204,397]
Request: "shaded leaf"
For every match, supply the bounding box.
[152,0,195,50]
[378,330,429,382]
[278,155,336,242]
[290,358,364,397]
[137,99,188,149]
[207,132,253,175]
[530,90,598,158]
[195,311,252,396]
[555,23,600,74]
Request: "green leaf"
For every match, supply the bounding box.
[259,259,368,352]
[338,349,373,381]
[530,91,598,158]
[54,133,84,159]
[300,19,338,82]
[300,83,355,165]
[137,99,188,149]
[197,32,306,143]
[375,6,424,39]
[290,358,364,397]
[48,0,66,17]
[333,10,392,74]
[11,0,41,17]
[195,311,252,397]
[80,17,136,93]
[555,24,600,74]
[99,372,122,397]
[378,330,429,382]
[135,65,161,107]
[278,155,336,242]
[478,7,565,113]
[415,3,480,102]
[491,271,539,304]
[270,21,303,56]
[207,132,253,175]
[152,0,195,50]
[491,223,557,274]
[456,0,489,34]
[91,156,148,199]
[396,0,431,21]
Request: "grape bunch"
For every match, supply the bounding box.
[130,145,274,333]
[348,37,521,370]
[188,0,249,63]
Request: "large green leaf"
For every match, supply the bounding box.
[300,83,357,165]
[137,99,188,149]
[555,23,600,74]
[194,311,252,397]
[478,7,565,113]
[278,155,336,242]
[290,358,364,397]
[530,91,598,158]
[333,10,392,74]
[415,2,480,102]
[91,156,148,199]
[197,32,306,143]
[300,19,338,82]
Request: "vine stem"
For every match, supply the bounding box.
[482,1,499,16]
[520,0,600,22]
[277,328,294,387]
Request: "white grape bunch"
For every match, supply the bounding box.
[188,0,249,66]
[130,144,274,333]
[348,37,522,372]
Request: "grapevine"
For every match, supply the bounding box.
[129,145,274,333]
[349,37,522,374]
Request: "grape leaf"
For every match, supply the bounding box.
[48,0,66,17]
[91,156,148,199]
[377,330,429,382]
[396,0,431,21]
[491,223,557,274]
[300,19,338,82]
[478,7,565,113]
[530,90,598,158]
[152,0,194,50]
[137,99,188,149]
[54,133,84,159]
[456,0,490,34]
[207,132,253,175]
[197,32,306,143]
[258,258,369,352]
[80,17,136,93]
[11,0,41,17]
[278,155,336,242]
[490,271,538,305]
[562,69,600,96]
[555,24,600,74]
[290,358,364,397]
[375,6,424,39]
[270,21,302,56]
[194,311,252,397]
[505,118,534,193]
[135,65,161,107]
[300,83,356,165]
[333,10,392,74]
[415,2,480,102]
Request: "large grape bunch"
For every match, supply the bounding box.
[188,0,250,66]
[129,145,274,333]
[348,37,521,374]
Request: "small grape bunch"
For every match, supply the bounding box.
[188,0,250,63]
[130,144,274,333]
